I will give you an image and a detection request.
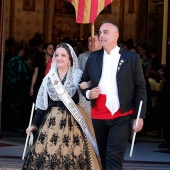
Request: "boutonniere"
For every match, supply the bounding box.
[117,59,124,71]
[119,59,124,64]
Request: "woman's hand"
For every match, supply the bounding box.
[79,82,89,89]
[29,88,34,96]
[158,69,164,76]
[26,126,37,135]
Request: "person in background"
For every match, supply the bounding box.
[30,43,54,102]
[77,40,86,54]
[148,47,161,132]
[73,43,81,57]
[129,46,138,53]
[149,47,161,82]
[80,21,147,170]
[2,39,17,130]
[157,58,170,149]
[44,43,55,75]
[22,43,102,170]
[78,31,102,116]
[137,43,152,133]
[7,44,29,131]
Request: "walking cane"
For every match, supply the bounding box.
[129,100,143,157]
[22,103,35,160]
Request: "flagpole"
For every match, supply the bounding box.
[91,22,95,52]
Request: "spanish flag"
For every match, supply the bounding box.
[69,0,113,23]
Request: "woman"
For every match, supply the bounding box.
[30,43,54,102]
[22,43,102,170]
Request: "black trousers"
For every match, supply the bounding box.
[92,115,131,170]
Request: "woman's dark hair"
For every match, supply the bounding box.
[15,44,24,55]
[43,43,54,50]
[56,43,73,66]
[137,42,148,51]
[137,42,151,58]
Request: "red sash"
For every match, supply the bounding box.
[91,94,133,119]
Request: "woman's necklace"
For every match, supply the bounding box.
[57,69,67,80]
[59,74,65,79]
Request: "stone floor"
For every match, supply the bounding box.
[0,130,170,170]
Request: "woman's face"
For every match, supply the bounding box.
[137,46,146,56]
[55,47,70,69]
[44,44,54,56]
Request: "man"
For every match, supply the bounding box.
[158,58,170,149]
[78,32,102,116]
[149,47,161,82]
[7,44,29,131]
[80,21,147,170]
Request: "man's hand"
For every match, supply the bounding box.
[89,87,100,99]
[133,118,144,133]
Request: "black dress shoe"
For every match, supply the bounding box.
[158,140,170,149]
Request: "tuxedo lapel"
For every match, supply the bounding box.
[96,49,104,77]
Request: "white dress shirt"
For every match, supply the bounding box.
[86,46,120,115]
[99,46,120,115]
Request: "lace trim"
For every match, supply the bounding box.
[36,68,82,110]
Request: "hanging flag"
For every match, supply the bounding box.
[69,0,113,24]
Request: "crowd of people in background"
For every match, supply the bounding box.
[2,37,55,131]
[1,28,169,153]
[122,40,170,149]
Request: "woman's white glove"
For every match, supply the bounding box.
[26,126,37,146]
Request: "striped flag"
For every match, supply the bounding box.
[69,0,113,23]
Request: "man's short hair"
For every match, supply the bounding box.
[101,20,119,32]
[87,31,99,40]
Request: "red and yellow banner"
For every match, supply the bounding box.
[69,0,113,23]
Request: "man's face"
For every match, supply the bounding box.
[88,35,102,52]
[99,23,119,48]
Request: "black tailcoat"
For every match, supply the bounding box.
[80,47,147,118]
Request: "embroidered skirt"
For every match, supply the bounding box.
[22,105,102,170]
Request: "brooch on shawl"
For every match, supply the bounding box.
[117,59,124,71]
[54,80,59,85]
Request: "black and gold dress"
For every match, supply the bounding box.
[22,73,102,170]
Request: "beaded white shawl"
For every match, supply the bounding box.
[35,43,82,110]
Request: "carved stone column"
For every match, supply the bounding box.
[119,0,125,42]
[43,0,55,43]
[136,0,148,43]
[9,0,15,38]
[147,0,164,61]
